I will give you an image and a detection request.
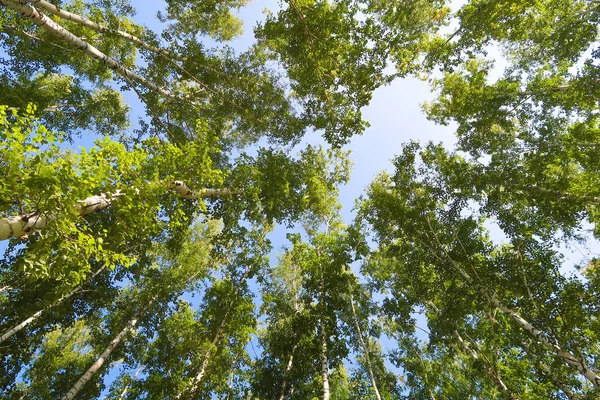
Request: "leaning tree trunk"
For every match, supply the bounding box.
[184,316,228,397]
[117,363,145,400]
[0,181,236,240]
[522,340,578,399]
[0,0,173,98]
[182,268,251,398]
[428,228,600,389]
[453,331,514,396]
[349,293,382,400]
[24,0,185,62]
[279,343,298,400]
[62,316,139,400]
[0,265,107,344]
[424,300,513,396]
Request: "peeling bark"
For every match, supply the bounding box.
[25,0,185,62]
[0,212,49,241]
[1,0,173,98]
[0,181,235,240]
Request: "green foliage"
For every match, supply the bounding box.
[24,320,102,399]
[2,0,600,398]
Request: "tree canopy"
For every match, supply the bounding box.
[1,0,599,398]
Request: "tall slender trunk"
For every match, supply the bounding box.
[279,343,297,400]
[225,339,247,400]
[0,182,236,240]
[24,0,185,62]
[425,300,512,396]
[319,271,330,400]
[62,316,139,400]
[187,317,227,395]
[454,331,513,396]
[117,363,145,400]
[183,269,251,398]
[0,265,107,344]
[425,223,600,388]
[0,0,173,98]
[349,294,382,400]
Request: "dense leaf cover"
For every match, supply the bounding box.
[0,0,599,398]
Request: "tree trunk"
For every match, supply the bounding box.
[179,313,227,399]
[25,0,185,62]
[489,297,600,388]
[434,240,600,388]
[0,191,118,241]
[279,343,297,400]
[319,271,330,400]
[117,363,145,400]
[454,331,513,396]
[0,264,107,344]
[349,294,382,400]
[425,300,513,396]
[166,181,239,200]
[0,0,173,98]
[424,218,600,388]
[62,316,139,400]
[182,268,252,398]
[0,182,235,240]
[522,341,578,399]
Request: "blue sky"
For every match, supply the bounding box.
[5,0,598,396]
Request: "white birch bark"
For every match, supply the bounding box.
[62,316,139,400]
[166,181,239,200]
[0,212,49,241]
[454,331,512,395]
[24,0,185,62]
[424,217,600,389]
[0,265,106,344]
[0,191,118,241]
[117,363,144,400]
[320,316,330,400]
[180,269,252,398]
[349,294,382,400]
[425,300,512,395]
[0,182,234,241]
[279,343,297,400]
[1,0,173,98]
[173,309,229,399]
[319,272,330,400]
[433,242,600,388]
[522,341,577,399]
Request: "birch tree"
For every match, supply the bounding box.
[359,142,600,395]
[0,0,448,146]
